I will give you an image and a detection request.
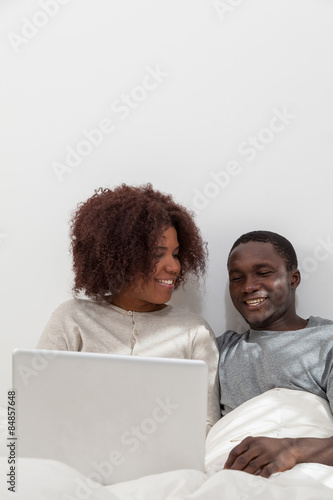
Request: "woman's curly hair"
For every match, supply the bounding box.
[70,183,207,301]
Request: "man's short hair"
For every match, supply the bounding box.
[228,230,298,271]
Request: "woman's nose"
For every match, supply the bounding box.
[165,256,181,274]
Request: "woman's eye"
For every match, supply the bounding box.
[173,254,180,259]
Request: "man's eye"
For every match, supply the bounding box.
[230,276,242,282]
[258,271,272,276]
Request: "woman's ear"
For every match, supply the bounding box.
[290,269,301,290]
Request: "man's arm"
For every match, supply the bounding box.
[224,435,333,478]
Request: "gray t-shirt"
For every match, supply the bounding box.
[217,316,333,415]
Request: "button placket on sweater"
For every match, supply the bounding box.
[130,312,140,355]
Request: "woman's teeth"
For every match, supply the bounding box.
[155,279,174,284]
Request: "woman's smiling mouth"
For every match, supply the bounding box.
[155,278,176,289]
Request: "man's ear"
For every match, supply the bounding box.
[290,269,301,290]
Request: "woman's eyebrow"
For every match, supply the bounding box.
[156,245,180,251]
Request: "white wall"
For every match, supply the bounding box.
[1,0,333,404]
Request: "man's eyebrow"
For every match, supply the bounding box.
[253,262,275,269]
[228,267,242,274]
[228,262,274,273]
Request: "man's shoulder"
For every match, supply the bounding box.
[216,329,246,351]
[307,316,333,328]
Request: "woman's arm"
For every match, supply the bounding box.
[191,324,221,433]
[36,300,81,351]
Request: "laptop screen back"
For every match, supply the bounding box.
[12,349,208,485]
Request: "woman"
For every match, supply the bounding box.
[38,183,220,431]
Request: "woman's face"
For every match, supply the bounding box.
[111,226,181,312]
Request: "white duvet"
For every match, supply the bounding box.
[1,388,333,499]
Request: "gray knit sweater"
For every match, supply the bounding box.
[38,299,221,430]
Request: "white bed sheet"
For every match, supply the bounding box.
[1,388,333,499]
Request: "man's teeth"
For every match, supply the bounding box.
[156,279,174,284]
[246,298,266,305]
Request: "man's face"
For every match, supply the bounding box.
[228,241,300,331]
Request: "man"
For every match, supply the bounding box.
[217,230,333,478]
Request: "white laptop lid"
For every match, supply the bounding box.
[12,349,208,485]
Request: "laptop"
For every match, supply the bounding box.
[12,349,208,485]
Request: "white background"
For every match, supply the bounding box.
[1,0,332,405]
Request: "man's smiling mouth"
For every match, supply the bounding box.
[245,297,267,306]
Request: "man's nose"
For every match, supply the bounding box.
[242,276,260,293]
